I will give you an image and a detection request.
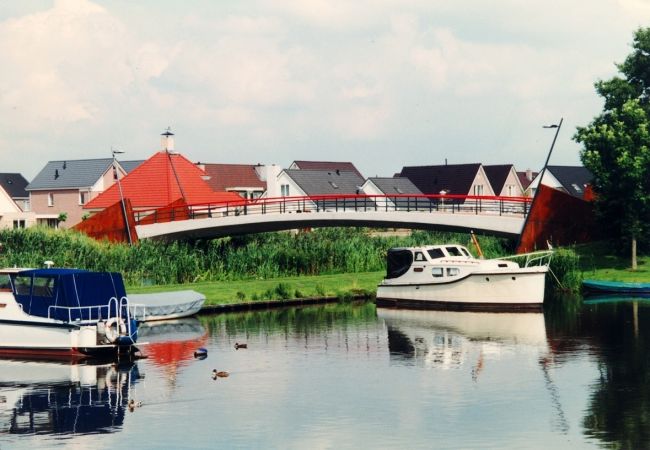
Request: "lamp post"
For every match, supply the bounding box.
[112,148,133,245]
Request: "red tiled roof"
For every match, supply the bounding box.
[517,171,538,190]
[292,161,364,178]
[202,164,265,192]
[85,151,242,209]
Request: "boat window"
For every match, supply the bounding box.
[432,267,444,278]
[446,267,460,277]
[386,249,413,279]
[427,248,445,259]
[13,276,32,295]
[460,248,471,257]
[32,277,55,297]
[414,252,426,261]
[446,247,462,256]
[0,274,11,290]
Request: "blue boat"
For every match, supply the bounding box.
[0,267,140,359]
[582,279,650,295]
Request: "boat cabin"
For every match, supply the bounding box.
[385,245,475,279]
[1,268,128,322]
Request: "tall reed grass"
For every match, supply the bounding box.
[0,227,509,286]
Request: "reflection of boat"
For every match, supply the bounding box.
[376,245,552,310]
[0,359,141,435]
[138,318,209,371]
[583,294,650,304]
[129,290,206,321]
[583,279,650,295]
[377,308,548,369]
[0,268,140,358]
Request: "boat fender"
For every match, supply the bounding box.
[104,317,127,343]
[194,347,208,359]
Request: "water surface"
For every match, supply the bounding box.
[0,298,648,449]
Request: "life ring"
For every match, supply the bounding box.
[104,317,127,343]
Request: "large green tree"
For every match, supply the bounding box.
[574,28,650,269]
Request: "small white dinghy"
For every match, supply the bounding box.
[128,290,206,322]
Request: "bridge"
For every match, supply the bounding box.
[131,194,531,241]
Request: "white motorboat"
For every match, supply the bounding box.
[128,290,206,321]
[0,268,141,359]
[376,244,552,310]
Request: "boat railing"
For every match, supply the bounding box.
[493,250,554,268]
[47,304,110,323]
[129,303,148,322]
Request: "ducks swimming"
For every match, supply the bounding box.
[212,369,229,379]
[128,399,143,412]
[234,342,247,350]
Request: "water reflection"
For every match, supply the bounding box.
[0,359,142,436]
[378,308,549,368]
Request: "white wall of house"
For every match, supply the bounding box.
[360,180,396,209]
[0,187,40,229]
[256,164,282,198]
[495,167,525,197]
[469,167,496,197]
[527,171,562,196]
[274,170,313,211]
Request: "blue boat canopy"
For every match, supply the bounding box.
[10,268,128,321]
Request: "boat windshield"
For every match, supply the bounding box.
[445,246,463,256]
[427,248,445,259]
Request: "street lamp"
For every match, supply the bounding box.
[111,148,133,245]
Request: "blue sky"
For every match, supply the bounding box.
[2,0,649,179]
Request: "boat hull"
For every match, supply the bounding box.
[582,279,650,295]
[377,268,547,311]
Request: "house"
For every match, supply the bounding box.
[201,163,267,200]
[289,160,364,178]
[0,173,30,212]
[483,165,524,197]
[26,158,128,228]
[120,160,145,173]
[276,169,367,210]
[399,163,496,198]
[361,177,425,210]
[527,165,593,199]
[84,151,243,213]
[517,169,538,196]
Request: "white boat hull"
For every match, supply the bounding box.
[129,290,206,322]
[377,266,547,310]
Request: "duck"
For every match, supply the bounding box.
[212,369,229,379]
[128,399,143,412]
[234,342,247,350]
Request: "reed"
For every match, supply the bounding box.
[0,227,509,286]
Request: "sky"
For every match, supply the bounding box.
[2,0,650,181]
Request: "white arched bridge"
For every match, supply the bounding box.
[132,194,531,241]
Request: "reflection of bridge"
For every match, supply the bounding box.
[133,194,531,240]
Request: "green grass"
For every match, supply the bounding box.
[576,241,650,282]
[128,271,385,305]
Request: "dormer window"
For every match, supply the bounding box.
[571,183,583,193]
[328,181,339,189]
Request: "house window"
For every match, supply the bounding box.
[79,191,88,205]
[47,193,54,207]
[507,185,514,196]
[22,199,30,212]
[281,184,290,197]
[473,185,484,196]
[13,220,25,229]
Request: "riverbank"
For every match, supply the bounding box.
[576,241,650,282]
[128,271,384,305]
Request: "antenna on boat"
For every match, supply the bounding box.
[44,260,54,268]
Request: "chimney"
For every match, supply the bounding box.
[526,168,532,181]
[161,127,175,152]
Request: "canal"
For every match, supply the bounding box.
[0,298,648,449]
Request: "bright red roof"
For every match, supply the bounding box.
[85,151,242,209]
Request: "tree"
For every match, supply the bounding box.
[574,28,650,270]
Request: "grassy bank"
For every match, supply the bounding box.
[576,241,650,282]
[129,271,384,305]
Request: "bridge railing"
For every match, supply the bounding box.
[133,194,532,226]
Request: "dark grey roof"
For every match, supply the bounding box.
[0,173,29,198]
[483,165,513,194]
[291,161,364,178]
[367,177,422,195]
[285,169,365,195]
[547,165,593,198]
[119,160,145,173]
[26,158,114,190]
[399,164,482,195]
